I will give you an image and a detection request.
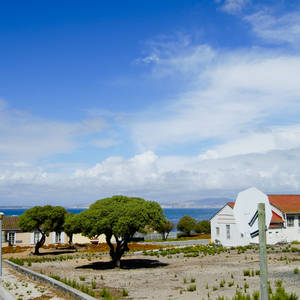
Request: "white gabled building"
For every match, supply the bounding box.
[210,194,300,246]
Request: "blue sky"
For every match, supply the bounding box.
[1,0,300,206]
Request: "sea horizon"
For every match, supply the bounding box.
[0,207,219,226]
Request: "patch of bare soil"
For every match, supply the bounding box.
[21,244,300,300]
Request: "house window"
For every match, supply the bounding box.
[287,216,294,227]
[216,227,220,236]
[298,216,300,227]
[8,232,16,246]
[226,225,230,239]
[34,231,40,244]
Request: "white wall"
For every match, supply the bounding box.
[210,204,299,246]
[283,214,300,243]
[211,204,249,247]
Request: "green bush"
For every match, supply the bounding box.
[187,285,196,292]
[122,288,128,296]
[194,220,211,234]
[177,215,196,235]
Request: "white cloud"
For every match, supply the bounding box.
[219,0,250,14]
[137,34,215,77]
[132,52,300,152]
[199,125,300,160]
[245,10,300,46]
[1,149,299,206]
[0,100,107,160]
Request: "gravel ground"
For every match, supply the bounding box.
[2,244,300,300]
[26,245,300,299]
[0,264,69,300]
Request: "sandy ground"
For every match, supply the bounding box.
[2,244,300,300]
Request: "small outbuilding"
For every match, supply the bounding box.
[210,191,300,246]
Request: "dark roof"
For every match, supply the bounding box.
[2,216,20,231]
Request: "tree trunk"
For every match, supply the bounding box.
[112,253,122,268]
[105,234,129,269]
[34,231,46,255]
[68,233,73,246]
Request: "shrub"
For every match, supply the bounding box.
[195,220,211,234]
[294,267,299,274]
[99,288,111,298]
[177,215,196,235]
[187,285,196,292]
[220,279,225,287]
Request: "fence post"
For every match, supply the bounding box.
[258,203,268,300]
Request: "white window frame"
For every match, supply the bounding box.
[7,231,16,246]
[216,227,220,236]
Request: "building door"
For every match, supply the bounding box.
[8,232,16,246]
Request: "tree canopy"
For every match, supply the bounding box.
[177,215,196,236]
[63,212,83,246]
[19,205,67,254]
[155,220,174,240]
[194,220,211,234]
[80,195,165,268]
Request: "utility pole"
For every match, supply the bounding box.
[258,203,268,300]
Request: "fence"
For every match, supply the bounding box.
[133,232,177,241]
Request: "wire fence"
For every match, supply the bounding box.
[133,232,177,241]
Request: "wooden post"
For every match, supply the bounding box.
[0,212,3,276]
[258,203,268,300]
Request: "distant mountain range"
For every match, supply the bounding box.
[0,198,232,210]
[160,198,233,208]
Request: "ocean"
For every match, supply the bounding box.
[0,207,219,226]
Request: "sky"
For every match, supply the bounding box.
[1,0,300,207]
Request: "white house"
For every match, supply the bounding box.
[210,192,300,246]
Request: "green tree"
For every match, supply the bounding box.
[156,220,174,240]
[18,205,67,254]
[63,213,83,246]
[194,220,211,234]
[177,215,196,236]
[81,195,165,268]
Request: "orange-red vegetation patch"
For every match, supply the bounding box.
[2,246,31,254]
[176,234,211,240]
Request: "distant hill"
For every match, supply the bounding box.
[160,198,232,208]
